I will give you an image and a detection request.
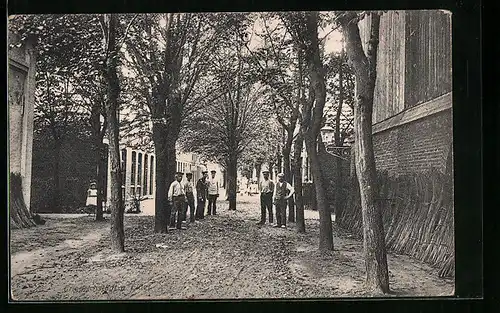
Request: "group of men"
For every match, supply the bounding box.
[166,167,295,230]
[167,168,220,230]
[258,170,295,228]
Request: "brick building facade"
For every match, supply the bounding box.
[360,10,452,176]
[337,11,454,276]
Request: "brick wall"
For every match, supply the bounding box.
[373,109,452,176]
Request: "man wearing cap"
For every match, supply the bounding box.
[195,168,209,220]
[184,172,196,223]
[168,172,187,230]
[257,169,275,225]
[207,169,219,215]
[273,173,295,228]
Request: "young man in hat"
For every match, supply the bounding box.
[195,169,209,220]
[207,169,219,215]
[273,173,295,228]
[184,172,196,223]
[168,172,187,230]
[257,169,275,225]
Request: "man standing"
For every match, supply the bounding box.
[257,169,274,225]
[207,169,219,215]
[195,168,209,220]
[168,172,187,230]
[273,173,295,228]
[184,172,196,223]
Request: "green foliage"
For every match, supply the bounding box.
[323,51,355,143]
[31,124,96,213]
[10,15,106,143]
[179,22,274,168]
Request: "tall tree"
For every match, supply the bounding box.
[74,71,108,221]
[338,11,389,293]
[99,14,125,252]
[34,72,83,212]
[12,15,89,213]
[11,14,110,219]
[324,46,355,219]
[180,31,270,210]
[124,13,237,232]
[243,14,311,223]
[292,46,307,233]
[238,120,281,186]
[282,12,334,250]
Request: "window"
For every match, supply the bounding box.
[138,152,143,194]
[305,157,310,181]
[144,154,148,196]
[131,151,136,195]
[121,149,127,187]
[149,156,154,195]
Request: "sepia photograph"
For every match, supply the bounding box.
[8,10,455,300]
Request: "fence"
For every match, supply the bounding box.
[338,169,454,278]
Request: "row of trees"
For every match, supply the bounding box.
[10,11,389,293]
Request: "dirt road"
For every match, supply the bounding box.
[10,194,454,300]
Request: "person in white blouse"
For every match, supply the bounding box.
[85,181,98,207]
[273,173,295,228]
[207,169,219,215]
[168,172,187,230]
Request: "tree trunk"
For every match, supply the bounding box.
[153,136,168,233]
[299,11,333,251]
[340,11,389,293]
[255,163,262,185]
[227,154,238,210]
[293,132,305,232]
[10,173,36,229]
[288,187,296,223]
[225,168,229,200]
[223,169,227,189]
[51,140,62,213]
[152,123,178,233]
[276,152,282,174]
[333,49,345,220]
[282,145,295,222]
[305,134,333,250]
[353,96,389,293]
[95,142,106,221]
[102,14,125,252]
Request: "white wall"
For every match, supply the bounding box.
[8,33,36,211]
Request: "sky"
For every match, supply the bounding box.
[118,13,347,125]
[249,14,344,54]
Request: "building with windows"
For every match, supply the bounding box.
[105,145,224,204]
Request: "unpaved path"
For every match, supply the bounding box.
[10,195,454,300]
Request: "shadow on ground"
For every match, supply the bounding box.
[10,195,454,300]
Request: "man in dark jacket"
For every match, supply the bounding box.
[273,173,295,228]
[195,169,209,220]
[257,169,274,225]
[184,172,196,223]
